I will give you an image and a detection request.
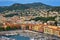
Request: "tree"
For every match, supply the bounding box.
[30,17,56,22]
[6,26,11,30]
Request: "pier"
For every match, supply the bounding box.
[0,30,60,40]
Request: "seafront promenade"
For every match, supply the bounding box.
[0,30,60,40]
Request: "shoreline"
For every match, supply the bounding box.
[0,30,60,40]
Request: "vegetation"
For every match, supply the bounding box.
[50,7,60,12]
[0,26,22,31]
[4,14,18,17]
[0,3,60,13]
[6,26,12,30]
[6,26,23,30]
[0,2,52,13]
[30,17,56,22]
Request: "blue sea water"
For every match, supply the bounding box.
[0,35,30,40]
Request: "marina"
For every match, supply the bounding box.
[0,0,60,40]
[0,30,60,40]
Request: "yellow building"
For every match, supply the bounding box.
[48,26,59,36]
[44,27,53,35]
[33,25,40,31]
[53,30,59,37]
[44,25,58,35]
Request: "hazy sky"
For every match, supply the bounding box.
[0,0,60,6]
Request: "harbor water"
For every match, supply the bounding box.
[0,35,30,40]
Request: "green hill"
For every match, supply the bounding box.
[0,2,52,13]
[0,2,60,13]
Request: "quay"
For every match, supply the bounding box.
[0,30,60,40]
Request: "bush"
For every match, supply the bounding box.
[6,26,11,30]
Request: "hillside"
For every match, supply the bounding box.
[49,6,60,12]
[0,2,52,13]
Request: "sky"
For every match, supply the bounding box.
[0,0,60,6]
